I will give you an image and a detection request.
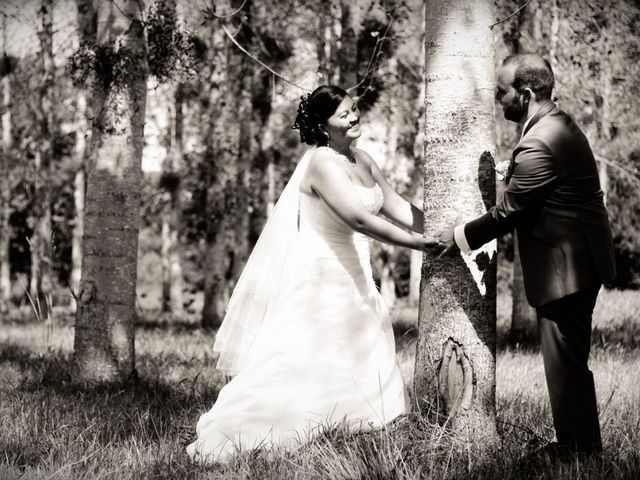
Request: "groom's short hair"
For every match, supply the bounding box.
[503,54,554,100]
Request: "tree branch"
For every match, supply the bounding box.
[221,24,308,91]
[489,0,535,30]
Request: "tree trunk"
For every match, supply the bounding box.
[161,87,184,318]
[548,0,560,78]
[380,259,396,309]
[315,1,340,85]
[168,84,184,319]
[70,92,88,311]
[156,0,183,319]
[414,0,498,449]
[510,235,537,344]
[73,0,147,383]
[0,17,12,311]
[597,36,611,205]
[232,38,253,285]
[201,0,257,329]
[201,18,236,329]
[337,1,358,88]
[30,0,55,321]
[161,215,171,312]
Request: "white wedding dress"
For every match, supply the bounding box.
[187,156,408,462]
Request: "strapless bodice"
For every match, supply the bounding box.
[298,183,384,237]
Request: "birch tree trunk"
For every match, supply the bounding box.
[70,92,88,310]
[166,87,184,319]
[597,35,611,205]
[201,20,236,329]
[201,0,257,328]
[0,17,12,311]
[73,0,147,383]
[337,1,358,88]
[158,0,183,318]
[232,27,253,285]
[31,0,55,321]
[414,0,498,449]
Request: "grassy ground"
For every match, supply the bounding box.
[1,289,639,479]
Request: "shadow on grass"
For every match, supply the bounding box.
[0,342,220,467]
[136,317,204,332]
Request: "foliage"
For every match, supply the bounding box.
[146,0,208,82]
[67,43,146,90]
[66,1,206,90]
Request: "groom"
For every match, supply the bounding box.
[438,53,616,457]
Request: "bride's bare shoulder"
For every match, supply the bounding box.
[308,146,341,172]
[310,146,336,162]
[303,147,337,191]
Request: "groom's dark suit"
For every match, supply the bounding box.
[461,100,615,452]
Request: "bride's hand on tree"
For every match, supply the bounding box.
[419,237,441,253]
[434,228,460,258]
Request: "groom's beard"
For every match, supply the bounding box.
[503,96,527,123]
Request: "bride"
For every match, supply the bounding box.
[187,85,436,462]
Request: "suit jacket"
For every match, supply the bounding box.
[464,101,616,307]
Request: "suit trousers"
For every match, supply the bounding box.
[536,286,602,453]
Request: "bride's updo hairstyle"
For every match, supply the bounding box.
[292,85,347,145]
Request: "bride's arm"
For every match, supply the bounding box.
[307,149,435,252]
[355,148,424,235]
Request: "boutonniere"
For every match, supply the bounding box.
[495,160,511,182]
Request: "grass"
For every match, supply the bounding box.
[1,289,639,479]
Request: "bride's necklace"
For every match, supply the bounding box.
[329,145,357,167]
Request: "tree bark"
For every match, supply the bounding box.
[414,0,498,449]
[73,0,147,383]
[337,1,358,88]
[0,17,12,311]
[597,35,611,205]
[509,235,537,344]
[160,2,184,319]
[157,0,183,318]
[201,0,258,329]
[30,0,55,321]
[70,92,88,311]
[201,14,236,329]
[380,259,396,309]
[232,29,253,285]
[168,85,184,319]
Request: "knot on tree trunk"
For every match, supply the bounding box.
[438,338,474,416]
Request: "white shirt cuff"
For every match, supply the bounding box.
[454,224,472,255]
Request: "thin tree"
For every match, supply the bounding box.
[73,0,147,382]
[414,0,499,449]
[201,1,254,329]
[160,82,184,319]
[503,0,537,344]
[30,0,55,321]
[70,91,87,310]
[201,10,238,329]
[0,14,13,312]
[159,0,184,319]
[69,6,94,310]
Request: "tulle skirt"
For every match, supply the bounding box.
[186,227,408,462]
